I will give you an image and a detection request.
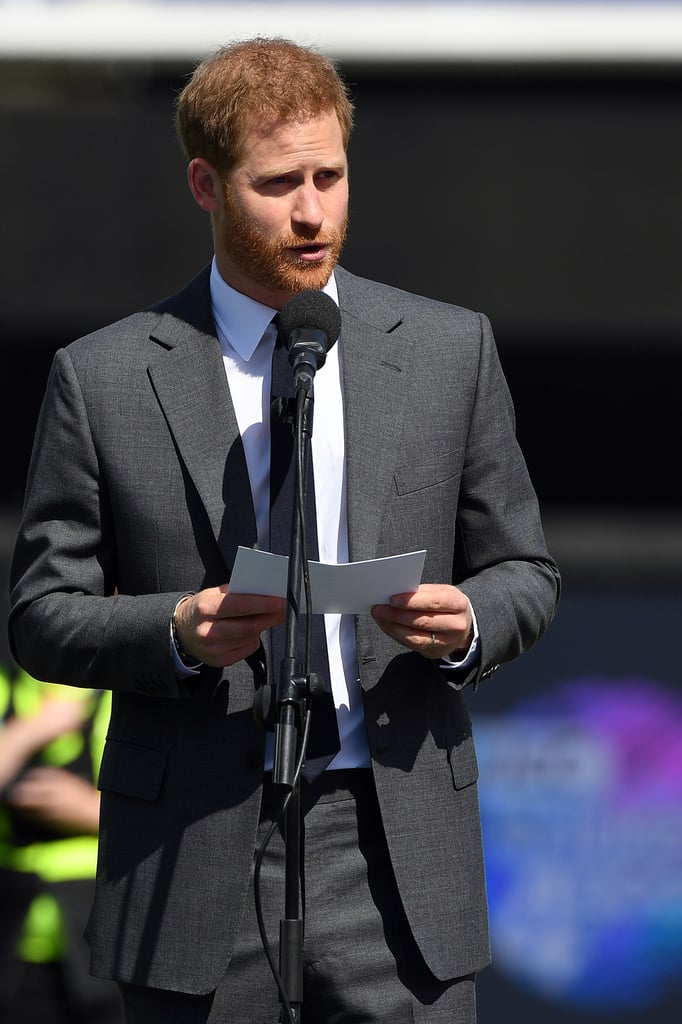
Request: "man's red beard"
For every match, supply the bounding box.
[219,190,348,297]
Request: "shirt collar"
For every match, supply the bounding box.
[209,257,339,362]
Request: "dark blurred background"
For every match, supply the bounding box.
[1,3,681,1020]
[2,54,681,593]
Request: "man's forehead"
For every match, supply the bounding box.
[233,111,346,174]
[240,109,341,145]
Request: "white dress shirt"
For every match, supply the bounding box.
[210,259,370,769]
[172,260,480,768]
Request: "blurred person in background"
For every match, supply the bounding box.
[0,669,123,1023]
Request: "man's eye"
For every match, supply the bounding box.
[315,171,340,188]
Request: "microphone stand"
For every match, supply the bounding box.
[272,363,317,1024]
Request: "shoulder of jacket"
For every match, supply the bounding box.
[64,309,161,360]
[334,264,485,328]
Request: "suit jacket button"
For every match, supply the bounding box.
[245,749,264,771]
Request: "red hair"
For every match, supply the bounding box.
[176,37,354,173]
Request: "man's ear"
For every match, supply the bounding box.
[187,158,222,212]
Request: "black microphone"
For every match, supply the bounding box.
[278,289,341,387]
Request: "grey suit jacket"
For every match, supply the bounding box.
[9,265,560,993]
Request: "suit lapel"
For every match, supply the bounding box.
[143,265,413,574]
[336,268,413,563]
[146,271,257,572]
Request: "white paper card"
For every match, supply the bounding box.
[229,546,426,615]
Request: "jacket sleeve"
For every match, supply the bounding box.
[8,349,199,698]
[454,313,561,685]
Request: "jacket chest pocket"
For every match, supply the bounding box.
[393,447,464,497]
[383,449,463,564]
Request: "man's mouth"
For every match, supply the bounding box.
[290,243,328,261]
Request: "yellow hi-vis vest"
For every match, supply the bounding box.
[0,670,111,961]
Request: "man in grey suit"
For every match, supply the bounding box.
[8,38,560,1024]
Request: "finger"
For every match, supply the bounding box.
[197,608,285,646]
[399,625,443,655]
[197,633,266,668]
[213,590,287,620]
[375,619,446,659]
[176,591,286,665]
[371,605,467,639]
[200,639,263,669]
[181,587,285,623]
[388,584,469,615]
[192,613,282,667]
[374,610,463,634]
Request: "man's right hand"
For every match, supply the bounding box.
[173,586,286,668]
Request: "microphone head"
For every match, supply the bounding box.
[278,290,341,351]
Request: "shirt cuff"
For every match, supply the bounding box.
[439,600,480,672]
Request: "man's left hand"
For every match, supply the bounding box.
[371,584,473,661]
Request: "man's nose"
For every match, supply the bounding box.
[292,184,324,230]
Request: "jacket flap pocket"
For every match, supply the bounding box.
[97,738,167,802]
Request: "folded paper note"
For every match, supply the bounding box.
[229,546,426,615]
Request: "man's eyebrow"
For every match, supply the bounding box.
[250,162,346,183]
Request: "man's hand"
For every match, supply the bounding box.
[371,584,474,661]
[174,586,287,668]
